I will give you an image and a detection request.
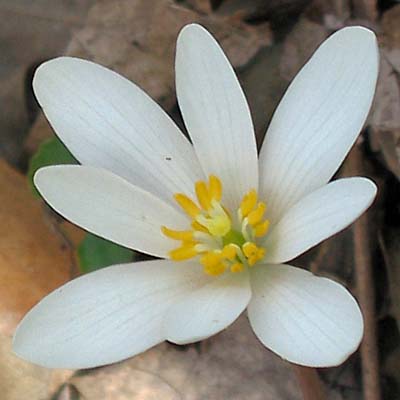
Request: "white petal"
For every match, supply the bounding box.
[263,177,377,264]
[13,260,212,369]
[35,165,189,258]
[164,271,251,344]
[176,24,258,211]
[248,264,363,367]
[259,27,379,223]
[33,57,204,206]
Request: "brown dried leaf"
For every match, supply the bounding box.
[369,56,400,178]
[54,384,81,400]
[24,0,272,155]
[382,346,400,396]
[0,333,73,400]
[241,44,287,144]
[351,0,378,21]
[365,5,400,178]
[217,0,311,23]
[69,316,301,400]
[0,160,75,336]
[370,57,400,132]
[279,17,328,81]
[381,4,400,74]
[379,227,400,329]
[0,0,95,164]
[185,0,213,14]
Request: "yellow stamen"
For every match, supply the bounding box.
[242,242,265,266]
[247,202,266,226]
[196,214,231,237]
[166,175,269,275]
[230,263,244,273]
[195,181,211,210]
[242,242,258,258]
[254,220,270,237]
[169,242,197,260]
[221,244,237,260]
[209,175,222,201]
[194,243,211,253]
[174,193,201,218]
[200,251,222,269]
[192,220,209,233]
[161,226,193,241]
[204,262,226,276]
[240,189,257,218]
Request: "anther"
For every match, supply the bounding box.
[247,203,266,226]
[169,243,198,261]
[164,175,269,276]
[254,220,270,237]
[230,263,244,273]
[195,180,211,210]
[208,175,222,201]
[174,194,201,218]
[200,251,222,267]
[221,244,237,260]
[191,221,209,233]
[240,189,257,218]
[204,262,226,276]
[161,226,193,241]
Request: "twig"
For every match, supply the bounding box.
[292,364,326,400]
[347,142,381,400]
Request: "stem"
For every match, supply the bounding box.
[292,364,325,400]
[347,144,381,400]
[353,212,381,400]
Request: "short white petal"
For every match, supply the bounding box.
[33,57,203,206]
[176,24,258,211]
[248,264,363,367]
[259,27,379,223]
[35,165,189,258]
[13,260,211,369]
[263,177,377,264]
[164,271,251,344]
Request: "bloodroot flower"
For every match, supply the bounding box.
[13,24,378,369]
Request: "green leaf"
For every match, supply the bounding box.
[78,233,135,273]
[28,136,77,196]
[30,137,135,273]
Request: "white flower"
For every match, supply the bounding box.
[13,24,378,370]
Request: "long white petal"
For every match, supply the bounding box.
[164,271,251,344]
[259,27,379,223]
[263,177,377,264]
[35,165,189,258]
[33,57,204,206]
[13,260,212,369]
[176,24,258,211]
[248,264,363,367]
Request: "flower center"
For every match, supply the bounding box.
[162,175,270,276]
